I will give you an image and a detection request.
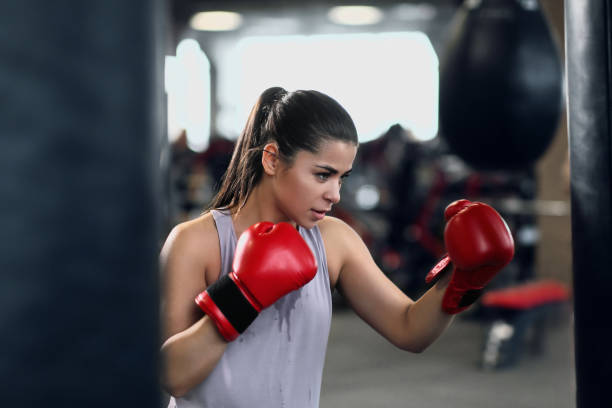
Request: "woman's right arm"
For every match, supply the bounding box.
[159,219,228,398]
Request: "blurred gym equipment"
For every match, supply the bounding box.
[439,0,563,171]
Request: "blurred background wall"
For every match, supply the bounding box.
[164,0,572,291]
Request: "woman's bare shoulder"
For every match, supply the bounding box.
[318,215,359,241]
[161,212,221,281]
[163,211,216,247]
[317,216,361,287]
[160,212,222,339]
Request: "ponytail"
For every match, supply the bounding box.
[208,87,287,212]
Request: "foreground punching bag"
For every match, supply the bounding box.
[0,1,163,406]
[566,1,612,406]
[439,0,563,170]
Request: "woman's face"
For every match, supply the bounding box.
[273,140,357,229]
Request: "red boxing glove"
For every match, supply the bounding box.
[195,222,317,341]
[426,199,515,314]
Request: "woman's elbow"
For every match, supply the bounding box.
[162,379,190,399]
[401,343,428,354]
[160,366,193,399]
[393,337,432,354]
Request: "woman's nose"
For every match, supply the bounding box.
[324,182,341,204]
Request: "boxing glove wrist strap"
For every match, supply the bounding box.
[199,274,259,337]
[442,286,484,314]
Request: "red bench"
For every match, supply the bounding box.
[478,280,571,369]
[482,280,570,310]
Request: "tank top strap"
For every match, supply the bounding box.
[210,209,237,278]
[298,224,330,294]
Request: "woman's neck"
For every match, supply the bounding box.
[231,181,295,238]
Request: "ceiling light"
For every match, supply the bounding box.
[190,11,243,31]
[392,4,438,21]
[327,6,383,26]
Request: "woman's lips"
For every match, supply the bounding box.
[311,209,327,220]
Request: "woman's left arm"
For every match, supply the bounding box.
[321,216,453,353]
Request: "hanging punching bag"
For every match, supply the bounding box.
[0,1,163,406]
[566,1,612,406]
[439,0,563,170]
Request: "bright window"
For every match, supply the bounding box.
[218,32,439,142]
[165,39,211,152]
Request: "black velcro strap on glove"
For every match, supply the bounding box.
[458,289,483,308]
[206,274,259,335]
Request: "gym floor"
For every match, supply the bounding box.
[321,308,575,408]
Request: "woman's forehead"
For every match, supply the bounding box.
[298,140,357,166]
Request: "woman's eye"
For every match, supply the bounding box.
[316,173,330,181]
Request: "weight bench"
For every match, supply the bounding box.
[478,280,571,370]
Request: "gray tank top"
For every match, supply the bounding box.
[169,209,332,408]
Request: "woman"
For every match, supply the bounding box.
[160,87,514,407]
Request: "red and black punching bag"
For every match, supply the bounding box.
[439,0,563,170]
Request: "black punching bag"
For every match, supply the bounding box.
[0,1,163,406]
[566,1,612,406]
[439,0,563,170]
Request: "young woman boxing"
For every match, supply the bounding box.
[160,87,514,407]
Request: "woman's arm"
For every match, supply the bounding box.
[161,316,227,397]
[159,217,228,398]
[321,217,453,353]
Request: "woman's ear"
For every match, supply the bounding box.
[262,143,280,176]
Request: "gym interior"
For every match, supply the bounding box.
[1,0,609,407]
